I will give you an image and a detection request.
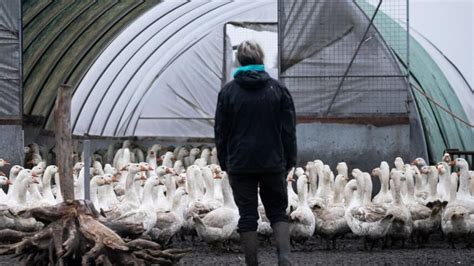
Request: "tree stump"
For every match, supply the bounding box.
[0,200,190,265]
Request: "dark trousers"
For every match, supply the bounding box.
[229,172,288,232]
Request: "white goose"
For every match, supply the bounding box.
[0,176,12,201]
[201,165,222,211]
[421,165,439,204]
[286,167,298,215]
[437,162,451,202]
[39,165,59,205]
[193,171,239,246]
[345,170,393,250]
[97,174,119,212]
[116,175,161,233]
[150,187,188,246]
[8,165,23,184]
[210,147,219,165]
[386,170,413,247]
[7,169,40,212]
[372,161,392,206]
[6,165,24,199]
[313,174,350,249]
[107,164,146,218]
[289,174,315,245]
[451,158,474,212]
[89,175,110,211]
[441,163,472,248]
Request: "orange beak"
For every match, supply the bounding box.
[410,159,417,165]
[4,160,10,165]
[140,174,147,181]
[165,167,176,175]
[120,166,128,171]
[31,172,37,177]
[450,161,456,167]
[32,177,39,184]
[111,175,119,182]
[149,166,155,171]
[6,179,12,185]
[104,180,111,185]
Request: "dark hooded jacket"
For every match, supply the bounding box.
[214,71,297,174]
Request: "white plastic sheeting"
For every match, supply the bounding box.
[280,0,409,116]
[0,0,21,118]
[72,0,276,137]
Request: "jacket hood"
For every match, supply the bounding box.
[234,71,271,90]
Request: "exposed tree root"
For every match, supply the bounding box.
[0,200,190,265]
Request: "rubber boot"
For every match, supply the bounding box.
[272,222,291,266]
[240,231,258,266]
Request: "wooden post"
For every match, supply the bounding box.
[54,84,75,202]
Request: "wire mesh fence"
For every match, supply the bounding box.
[279,0,409,117]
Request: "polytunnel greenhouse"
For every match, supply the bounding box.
[0,0,470,168]
[0,0,473,264]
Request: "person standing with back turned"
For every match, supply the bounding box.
[214,40,297,266]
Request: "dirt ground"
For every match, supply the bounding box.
[177,233,474,265]
[1,233,474,265]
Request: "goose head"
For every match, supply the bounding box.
[73,162,84,172]
[102,173,116,184]
[10,165,24,176]
[151,144,162,153]
[0,176,12,186]
[351,168,363,179]
[156,166,176,176]
[139,162,151,171]
[442,153,452,163]
[344,179,359,205]
[372,167,381,178]
[295,167,305,178]
[0,159,10,167]
[450,158,469,170]
[411,157,427,168]
[122,163,141,173]
[92,161,104,175]
[23,169,40,184]
[122,140,132,149]
[334,174,348,202]
[91,175,110,186]
[190,148,201,156]
[394,157,404,170]
[177,172,187,187]
[420,165,431,175]
[336,162,348,176]
[45,165,58,174]
[436,163,447,175]
[32,165,45,175]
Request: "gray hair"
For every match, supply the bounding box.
[236,40,265,66]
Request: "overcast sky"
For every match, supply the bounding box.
[410,0,474,88]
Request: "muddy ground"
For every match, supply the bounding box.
[177,233,474,265]
[1,233,473,265]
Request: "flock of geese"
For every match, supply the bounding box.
[1,141,474,251]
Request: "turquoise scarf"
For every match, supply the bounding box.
[233,64,265,78]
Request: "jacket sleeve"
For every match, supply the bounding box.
[214,89,230,171]
[280,84,297,171]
